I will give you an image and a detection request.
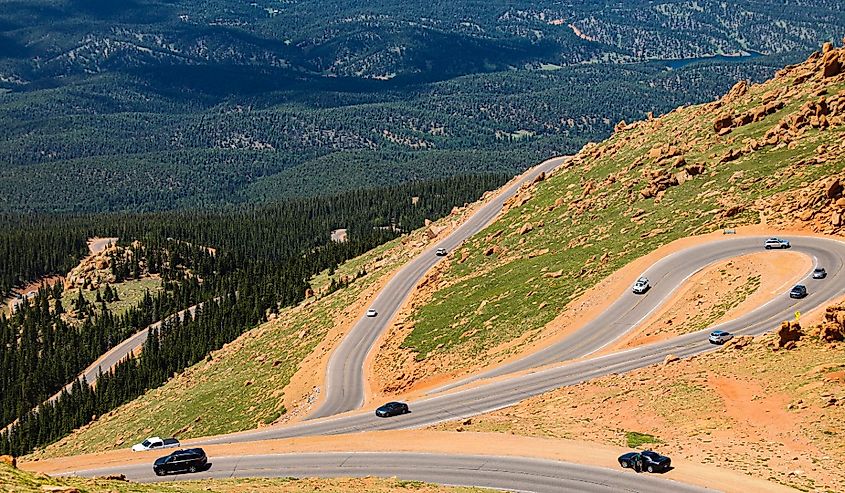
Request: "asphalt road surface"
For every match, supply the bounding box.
[194,235,845,445]
[0,301,212,435]
[310,156,570,419]
[431,235,843,392]
[48,171,845,493]
[66,452,714,493]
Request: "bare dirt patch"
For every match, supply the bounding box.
[432,334,845,492]
[610,250,810,350]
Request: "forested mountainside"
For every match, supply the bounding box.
[0,172,505,454]
[0,0,841,81]
[0,56,801,213]
[0,0,841,212]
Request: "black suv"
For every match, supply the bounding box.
[375,401,409,417]
[153,448,208,476]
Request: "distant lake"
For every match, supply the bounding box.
[663,52,764,69]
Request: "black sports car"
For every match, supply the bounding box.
[618,450,671,473]
[153,448,208,476]
[375,401,409,417]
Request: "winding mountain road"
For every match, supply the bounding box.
[43,157,845,493]
[65,453,712,492]
[188,235,845,446]
[310,156,569,419]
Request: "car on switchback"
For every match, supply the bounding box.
[812,267,827,279]
[132,436,180,452]
[435,247,448,256]
[632,277,650,294]
[764,238,790,249]
[618,450,671,473]
[153,448,208,476]
[789,285,808,299]
[708,330,733,345]
[366,308,378,317]
[375,401,409,417]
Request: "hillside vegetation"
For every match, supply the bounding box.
[32,199,482,458]
[2,1,837,211]
[371,42,845,394]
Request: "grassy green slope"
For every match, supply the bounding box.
[399,49,845,367]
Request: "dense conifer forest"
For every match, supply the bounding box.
[0,173,507,455]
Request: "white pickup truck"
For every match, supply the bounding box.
[131,436,180,452]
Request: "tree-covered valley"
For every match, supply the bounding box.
[1,0,841,212]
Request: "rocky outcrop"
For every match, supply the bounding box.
[64,245,121,290]
[776,321,803,349]
[817,304,845,342]
[756,172,845,235]
[713,100,785,135]
[0,455,15,468]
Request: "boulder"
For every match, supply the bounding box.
[714,114,735,132]
[531,171,546,185]
[518,223,534,235]
[662,354,680,366]
[724,80,748,102]
[825,179,843,199]
[819,322,845,342]
[822,50,842,78]
[727,335,753,350]
[685,164,705,176]
[0,455,15,468]
[95,474,128,481]
[776,321,803,348]
[720,148,742,163]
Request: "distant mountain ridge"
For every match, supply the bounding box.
[1,0,843,84]
[0,1,842,212]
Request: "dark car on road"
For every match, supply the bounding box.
[375,401,409,417]
[618,450,671,473]
[790,284,808,299]
[812,268,827,279]
[153,448,208,476]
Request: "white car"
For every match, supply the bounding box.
[366,308,378,317]
[632,277,650,294]
[764,238,790,249]
[435,248,448,256]
[708,330,734,345]
[131,436,180,452]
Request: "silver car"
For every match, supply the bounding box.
[764,238,790,249]
[632,277,650,294]
[708,330,733,345]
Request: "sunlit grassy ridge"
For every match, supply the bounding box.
[401,59,845,364]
